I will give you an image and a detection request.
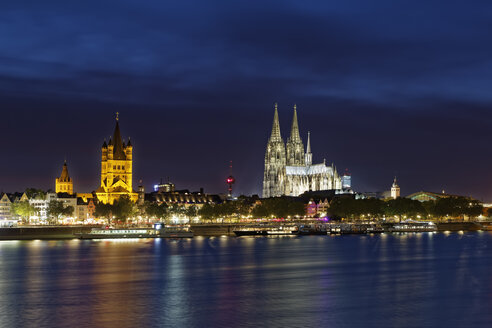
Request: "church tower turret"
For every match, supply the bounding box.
[305,131,312,166]
[263,103,287,198]
[55,160,73,195]
[391,176,400,199]
[286,105,305,166]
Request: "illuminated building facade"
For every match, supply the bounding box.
[95,114,138,204]
[342,170,351,189]
[391,177,400,199]
[55,161,73,194]
[153,189,221,207]
[263,104,342,198]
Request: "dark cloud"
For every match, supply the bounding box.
[1,0,492,200]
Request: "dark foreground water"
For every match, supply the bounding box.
[1,232,492,328]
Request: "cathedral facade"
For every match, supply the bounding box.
[95,115,138,204]
[262,104,342,198]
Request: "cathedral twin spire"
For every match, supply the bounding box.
[268,103,311,166]
[269,103,283,142]
[288,104,301,143]
[269,103,302,143]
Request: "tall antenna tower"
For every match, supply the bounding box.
[226,160,235,198]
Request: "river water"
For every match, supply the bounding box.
[0,232,492,327]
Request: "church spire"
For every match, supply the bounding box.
[305,131,312,166]
[112,114,126,160]
[269,103,282,142]
[289,104,301,142]
[59,161,70,182]
[306,131,311,153]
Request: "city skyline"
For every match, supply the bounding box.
[1,1,492,199]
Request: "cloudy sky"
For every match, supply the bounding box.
[1,0,492,199]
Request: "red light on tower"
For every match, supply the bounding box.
[226,161,235,198]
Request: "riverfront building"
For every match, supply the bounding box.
[95,114,138,204]
[262,104,343,198]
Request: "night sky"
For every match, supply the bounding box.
[1,1,492,200]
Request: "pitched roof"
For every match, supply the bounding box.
[59,161,71,182]
[112,121,126,160]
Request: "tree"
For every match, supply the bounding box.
[145,202,168,221]
[11,201,37,223]
[198,203,216,222]
[429,197,482,221]
[47,200,74,224]
[249,197,306,219]
[25,188,46,200]
[384,198,425,222]
[112,195,136,222]
[251,203,269,219]
[287,201,305,217]
[95,202,113,223]
[185,205,198,219]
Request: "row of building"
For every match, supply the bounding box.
[0,114,226,225]
[0,191,96,226]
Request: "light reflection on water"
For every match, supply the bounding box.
[0,233,492,327]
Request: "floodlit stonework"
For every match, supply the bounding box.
[263,104,342,198]
[95,114,138,204]
[55,161,73,195]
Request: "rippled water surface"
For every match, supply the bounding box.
[1,232,492,327]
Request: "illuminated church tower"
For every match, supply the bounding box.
[95,113,138,204]
[286,105,305,166]
[55,161,73,194]
[391,177,400,199]
[262,103,286,198]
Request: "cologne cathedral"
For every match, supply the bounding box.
[262,104,342,198]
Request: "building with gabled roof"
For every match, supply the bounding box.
[0,193,13,220]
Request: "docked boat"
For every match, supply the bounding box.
[233,225,298,236]
[328,223,384,235]
[76,223,193,239]
[297,224,328,235]
[387,220,437,233]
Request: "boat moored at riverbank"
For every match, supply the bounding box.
[386,220,437,233]
[76,224,193,239]
[233,225,298,236]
